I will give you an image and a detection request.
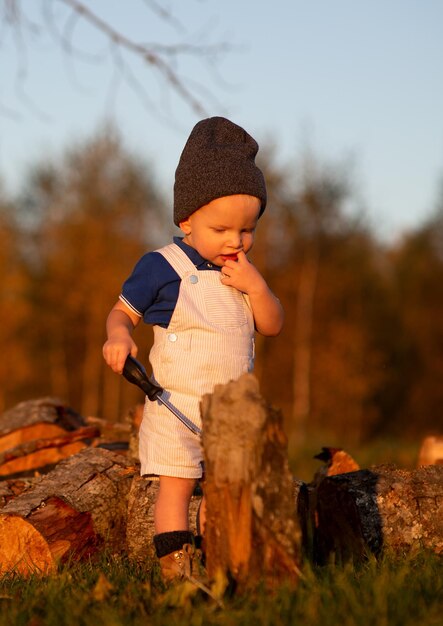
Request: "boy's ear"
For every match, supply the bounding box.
[179,218,191,235]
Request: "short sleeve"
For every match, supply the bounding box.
[119,251,181,326]
[120,252,166,316]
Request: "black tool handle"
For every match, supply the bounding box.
[122,355,163,401]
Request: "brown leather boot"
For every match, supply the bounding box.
[159,543,207,584]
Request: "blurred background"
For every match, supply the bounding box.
[1,1,442,478]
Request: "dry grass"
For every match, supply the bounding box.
[0,549,441,626]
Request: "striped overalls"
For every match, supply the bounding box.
[139,243,255,478]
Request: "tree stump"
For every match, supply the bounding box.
[201,373,302,590]
[0,447,136,575]
[313,464,443,563]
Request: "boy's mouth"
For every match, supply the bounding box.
[221,253,239,262]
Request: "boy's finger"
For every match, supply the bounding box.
[117,351,131,374]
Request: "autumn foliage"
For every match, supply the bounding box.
[1,128,442,446]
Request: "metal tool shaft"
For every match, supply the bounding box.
[122,355,201,437]
[157,395,202,436]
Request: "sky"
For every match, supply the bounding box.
[1,0,443,243]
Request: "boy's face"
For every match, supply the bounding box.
[179,194,261,266]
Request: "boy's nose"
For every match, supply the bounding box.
[227,232,242,249]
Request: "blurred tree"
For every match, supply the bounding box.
[390,209,443,435]
[251,144,295,384]
[309,230,394,444]
[16,126,165,419]
[290,163,348,444]
[3,129,442,448]
[0,188,33,412]
[253,152,395,447]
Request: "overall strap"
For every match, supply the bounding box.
[156,243,197,279]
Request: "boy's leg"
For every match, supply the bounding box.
[154,476,196,532]
[153,476,206,582]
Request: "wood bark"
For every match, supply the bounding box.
[0,398,90,478]
[201,373,302,590]
[310,464,443,563]
[0,426,100,477]
[0,398,86,446]
[2,395,442,578]
[0,447,136,575]
[0,477,35,507]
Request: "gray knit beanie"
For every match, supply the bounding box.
[173,116,267,226]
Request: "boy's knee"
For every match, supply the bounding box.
[158,476,196,499]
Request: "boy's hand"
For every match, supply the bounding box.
[220,250,284,336]
[103,335,138,374]
[103,302,140,373]
[220,250,267,296]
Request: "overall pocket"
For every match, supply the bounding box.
[203,283,248,329]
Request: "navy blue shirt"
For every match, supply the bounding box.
[120,236,221,328]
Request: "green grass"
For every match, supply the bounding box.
[0,550,441,626]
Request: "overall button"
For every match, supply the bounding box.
[189,275,198,284]
[168,333,178,342]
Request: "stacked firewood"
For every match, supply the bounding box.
[0,397,139,480]
[0,397,142,575]
[0,385,442,583]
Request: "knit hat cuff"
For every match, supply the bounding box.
[174,164,266,225]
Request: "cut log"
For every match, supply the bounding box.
[85,416,133,443]
[418,435,443,466]
[0,514,56,576]
[0,398,86,453]
[297,447,361,561]
[0,426,100,477]
[0,398,90,477]
[201,373,302,590]
[313,464,443,563]
[0,497,99,575]
[127,404,144,462]
[0,478,35,508]
[0,398,134,477]
[313,447,360,476]
[0,447,136,575]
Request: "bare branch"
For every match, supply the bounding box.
[140,0,186,34]
[9,2,51,121]
[108,40,179,128]
[0,101,21,121]
[1,0,230,120]
[3,0,20,22]
[58,0,209,116]
[43,0,106,64]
